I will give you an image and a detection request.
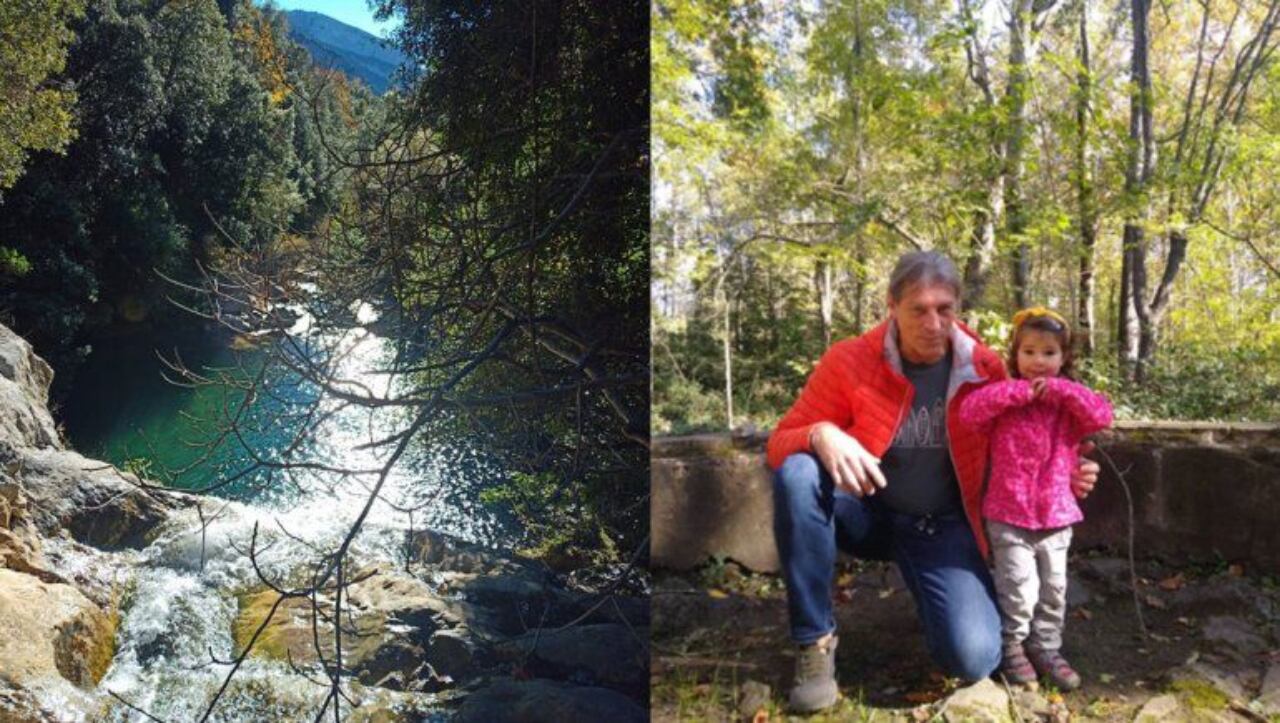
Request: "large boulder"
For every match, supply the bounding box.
[233,568,461,691]
[13,446,175,549]
[0,568,116,690]
[497,623,648,695]
[0,325,60,450]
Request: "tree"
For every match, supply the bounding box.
[0,0,84,273]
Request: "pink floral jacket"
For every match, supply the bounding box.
[958,377,1113,530]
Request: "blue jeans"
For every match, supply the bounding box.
[773,453,1002,681]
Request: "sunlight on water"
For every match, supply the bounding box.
[52,299,509,720]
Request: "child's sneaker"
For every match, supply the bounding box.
[999,643,1038,685]
[1026,646,1082,690]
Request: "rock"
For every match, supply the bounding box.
[14,447,174,549]
[1133,693,1181,722]
[1076,557,1130,584]
[409,528,525,575]
[1009,687,1051,719]
[0,568,115,690]
[1255,662,1280,716]
[0,325,59,450]
[454,678,646,723]
[504,623,648,695]
[1201,615,1268,660]
[1066,572,1092,608]
[233,588,390,670]
[1172,575,1270,618]
[737,680,771,718]
[355,637,427,689]
[426,628,475,680]
[941,678,1010,722]
[1168,660,1251,705]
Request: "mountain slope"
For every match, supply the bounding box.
[284,9,406,94]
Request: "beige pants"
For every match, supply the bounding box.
[986,520,1072,652]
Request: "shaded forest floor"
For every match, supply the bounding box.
[652,551,1280,721]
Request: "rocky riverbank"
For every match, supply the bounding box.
[0,323,648,721]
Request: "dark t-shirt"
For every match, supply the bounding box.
[878,351,962,516]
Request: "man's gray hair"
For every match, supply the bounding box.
[888,251,962,302]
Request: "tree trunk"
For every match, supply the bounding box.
[1005,0,1034,309]
[1121,0,1154,382]
[964,176,1004,310]
[853,238,866,334]
[716,274,733,430]
[1075,0,1097,359]
[815,256,834,348]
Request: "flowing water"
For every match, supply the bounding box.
[55,300,515,720]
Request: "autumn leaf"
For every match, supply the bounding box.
[1143,594,1167,609]
[1075,607,1093,620]
[751,709,769,723]
[1047,692,1064,704]
[837,572,855,587]
[1228,563,1245,577]
[1158,573,1186,590]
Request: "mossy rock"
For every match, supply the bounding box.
[1169,678,1231,711]
[232,588,389,667]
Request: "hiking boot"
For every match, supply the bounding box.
[999,643,1038,686]
[1026,645,1082,690]
[789,635,839,712]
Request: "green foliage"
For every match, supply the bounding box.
[0,0,84,193]
[653,0,1280,430]
[122,456,153,479]
[0,0,371,388]
[480,471,618,567]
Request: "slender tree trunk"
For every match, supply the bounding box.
[964,177,1004,309]
[853,238,867,334]
[1005,0,1034,309]
[1075,0,1097,359]
[1121,0,1154,382]
[718,275,734,430]
[816,256,834,348]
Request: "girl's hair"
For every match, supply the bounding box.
[1008,309,1076,380]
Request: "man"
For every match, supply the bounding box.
[767,251,1100,712]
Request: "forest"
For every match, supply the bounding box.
[653,0,1280,433]
[1,0,647,718]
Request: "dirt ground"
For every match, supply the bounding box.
[651,550,1280,721]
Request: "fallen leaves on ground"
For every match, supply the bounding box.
[1143,594,1167,609]
[708,589,729,599]
[751,709,769,723]
[1158,573,1186,590]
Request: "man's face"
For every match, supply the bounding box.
[888,282,957,365]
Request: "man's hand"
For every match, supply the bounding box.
[1071,440,1101,499]
[810,422,887,497]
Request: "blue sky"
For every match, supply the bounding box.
[262,0,400,38]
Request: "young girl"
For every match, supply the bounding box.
[958,307,1113,690]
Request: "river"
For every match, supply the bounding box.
[54,300,516,720]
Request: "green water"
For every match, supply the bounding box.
[60,322,514,540]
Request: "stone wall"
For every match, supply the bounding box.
[651,422,1280,573]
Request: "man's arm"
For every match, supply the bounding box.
[766,344,855,470]
[1072,440,1101,499]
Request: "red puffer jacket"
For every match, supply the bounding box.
[767,319,1008,558]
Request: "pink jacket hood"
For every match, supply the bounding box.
[958,377,1113,530]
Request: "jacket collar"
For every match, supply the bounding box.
[883,318,989,401]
